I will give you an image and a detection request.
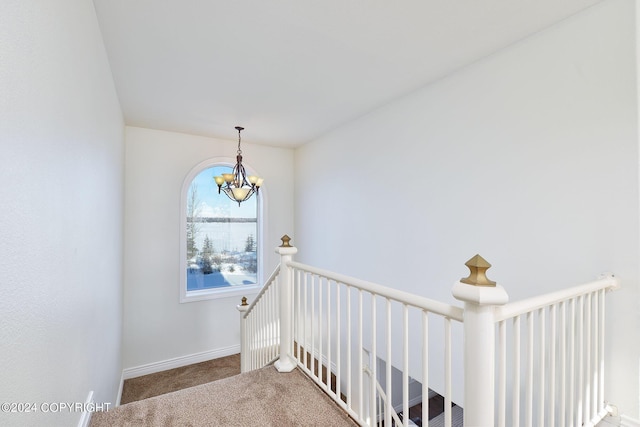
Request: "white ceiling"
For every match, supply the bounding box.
[93,0,602,148]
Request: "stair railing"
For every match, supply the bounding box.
[240,236,464,426]
[288,259,463,427]
[238,236,620,427]
[452,256,619,427]
[492,274,619,427]
[237,264,281,373]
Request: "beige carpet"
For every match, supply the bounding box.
[91,365,358,426]
[120,354,241,404]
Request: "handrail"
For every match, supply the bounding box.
[241,240,619,426]
[288,260,464,321]
[243,264,280,318]
[494,274,619,321]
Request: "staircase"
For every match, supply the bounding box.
[238,236,619,427]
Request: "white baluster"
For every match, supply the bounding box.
[539,308,546,425]
[598,289,605,414]
[319,276,324,386]
[549,304,557,427]
[303,272,308,369]
[586,293,592,421]
[358,289,363,419]
[422,311,429,427]
[370,294,377,427]
[560,301,566,427]
[346,285,352,410]
[272,283,278,361]
[513,315,521,427]
[336,281,342,403]
[498,319,506,427]
[311,274,316,379]
[326,279,332,394]
[592,291,599,419]
[385,298,392,427]
[526,311,533,427]
[445,318,452,427]
[569,298,575,426]
[295,269,300,363]
[402,304,409,427]
[577,295,584,426]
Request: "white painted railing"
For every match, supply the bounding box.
[493,275,618,427]
[237,237,620,427]
[237,265,281,373]
[288,260,463,427]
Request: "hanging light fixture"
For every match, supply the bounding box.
[213,126,263,206]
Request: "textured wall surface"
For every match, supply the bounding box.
[0,1,125,426]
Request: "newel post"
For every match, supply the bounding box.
[452,255,509,427]
[236,296,249,373]
[274,235,298,372]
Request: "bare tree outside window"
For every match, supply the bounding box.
[186,182,201,264]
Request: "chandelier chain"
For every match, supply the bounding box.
[236,127,243,155]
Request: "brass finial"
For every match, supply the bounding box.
[460,254,496,287]
[241,296,248,306]
[280,235,292,247]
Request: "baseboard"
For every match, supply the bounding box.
[122,345,240,380]
[600,414,640,427]
[622,415,640,427]
[76,390,93,427]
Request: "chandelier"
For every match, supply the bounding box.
[213,126,263,206]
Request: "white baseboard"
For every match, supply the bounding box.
[622,415,640,427]
[599,414,640,427]
[76,390,93,427]
[122,345,240,380]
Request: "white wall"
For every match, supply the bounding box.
[0,1,125,426]
[123,126,294,369]
[295,0,639,419]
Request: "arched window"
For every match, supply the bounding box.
[180,160,263,302]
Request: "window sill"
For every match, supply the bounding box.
[180,284,261,303]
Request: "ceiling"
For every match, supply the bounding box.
[93,0,602,148]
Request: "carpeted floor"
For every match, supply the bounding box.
[120,353,241,404]
[106,354,459,426]
[91,365,359,427]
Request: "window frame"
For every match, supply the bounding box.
[179,157,265,303]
